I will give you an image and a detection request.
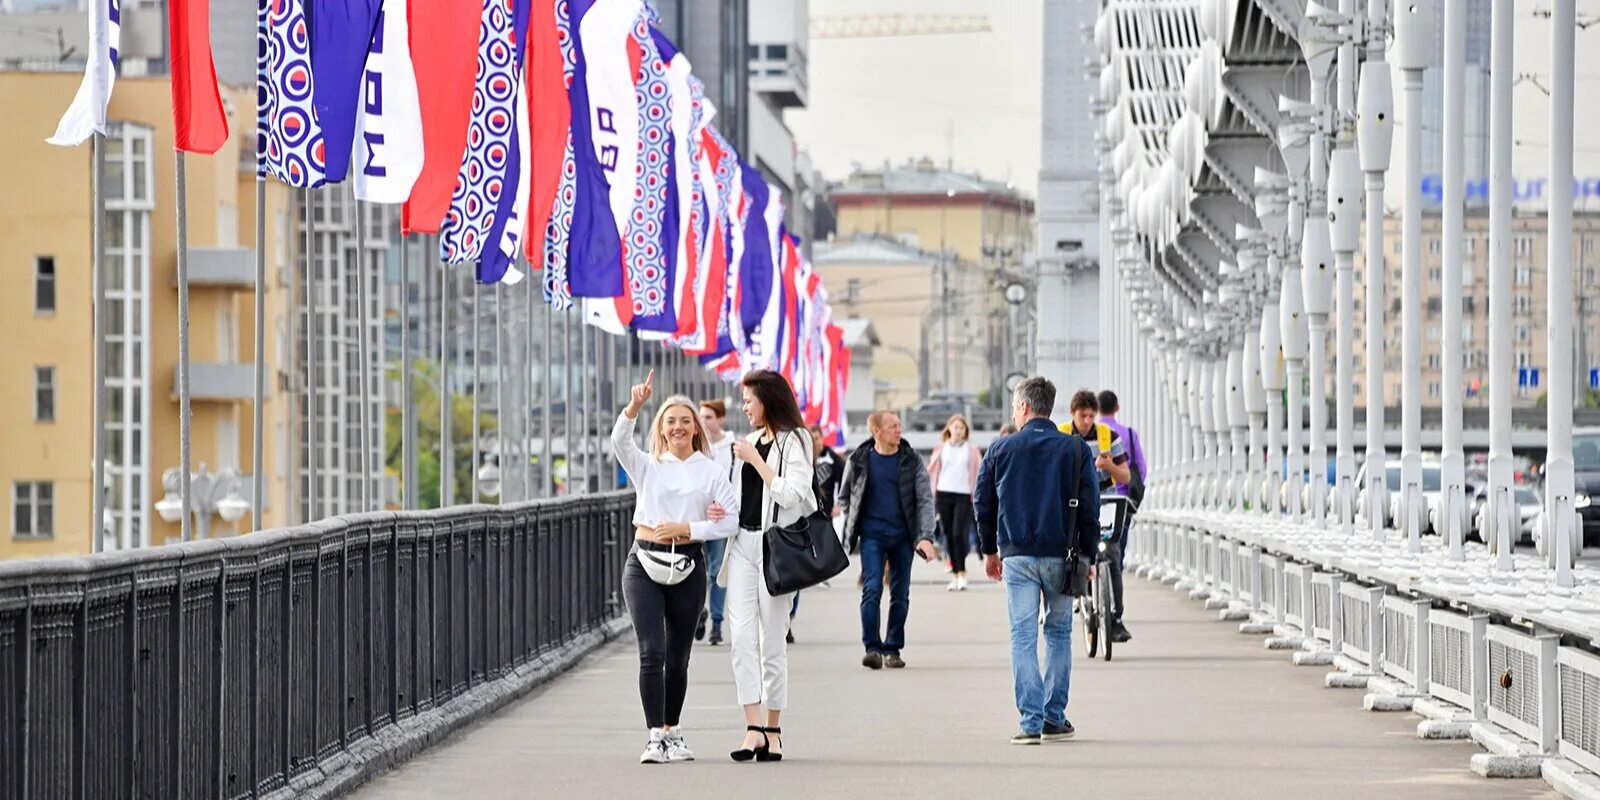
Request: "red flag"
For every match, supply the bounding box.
[523,0,570,263]
[402,0,479,234]
[169,0,228,153]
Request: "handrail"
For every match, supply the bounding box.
[0,492,635,799]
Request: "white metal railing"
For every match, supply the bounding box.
[1380,596,1431,690]
[1426,609,1487,715]
[1485,626,1560,752]
[1558,646,1600,774]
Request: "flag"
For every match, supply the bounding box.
[569,0,636,318]
[170,0,228,153]
[258,0,327,185]
[352,0,424,203]
[537,0,581,309]
[524,0,571,286]
[49,0,119,146]
[438,0,525,265]
[682,106,729,356]
[738,168,778,358]
[310,0,383,183]
[401,0,478,233]
[654,28,697,342]
[479,0,535,284]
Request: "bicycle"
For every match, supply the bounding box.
[1079,495,1131,662]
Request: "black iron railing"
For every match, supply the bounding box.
[0,492,634,799]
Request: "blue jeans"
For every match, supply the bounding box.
[859,536,914,655]
[1003,555,1074,734]
[705,538,727,625]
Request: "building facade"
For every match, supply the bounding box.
[1347,211,1600,412]
[0,74,296,559]
[1037,0,1103,393]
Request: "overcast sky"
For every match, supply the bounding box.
[788,0,1600,205]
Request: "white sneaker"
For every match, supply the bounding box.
[664,726,695,762]
[947,578,960,592]
[640,729,669,764]
[957,575,969,591]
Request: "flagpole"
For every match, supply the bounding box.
[579,319,592,493]
[471,280,481,502]
[495,281,505,503]
[305,187,319,520]
[525,265,535,501]
[542,300,553,498]
[356,201,371,512]
[91,132,108,550]
[440,258,452,506]
[253,168,266,529]
[176,152,194,541]
[562,310,573,495]
[401,235,413,509]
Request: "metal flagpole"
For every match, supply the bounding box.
[496,282,505,504]
[253,165,266,530]
[91,133,108,550]
[471,280,481,502]
[526,266,535,501]
[441,258,452,507]
[594,326,606,489]
[401,236,413,509]
[306,187,319,521]
[543,301,553,497]
[176,152,194,541]
[356,203,371,512]
[563,311,574,495]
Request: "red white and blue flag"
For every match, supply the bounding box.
[258,0,326,186]
[49,0,119,147]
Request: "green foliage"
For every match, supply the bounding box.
[385,359,496,508]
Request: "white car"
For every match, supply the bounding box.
[1354,461,1442,533]
[1471,486,1540,546]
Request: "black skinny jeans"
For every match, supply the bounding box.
[936,491,973,572]
[622,541,708,729]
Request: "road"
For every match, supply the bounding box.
[353,559,1557,799]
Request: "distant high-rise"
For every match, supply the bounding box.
[1419,0,1492,194]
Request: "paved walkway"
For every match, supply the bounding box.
[355,560,1558,799]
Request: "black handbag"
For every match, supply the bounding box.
[1060,441,1092,597]
[762,432,851,595]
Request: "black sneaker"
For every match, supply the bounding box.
[708,625,723,646]
[884,654,906,669]
[695,610,708,641]
[862,652,884,670]
[1010,731,1042,746]
[1111,622,1132,643]
[1041,721,1076,742]
[786,629,795,645]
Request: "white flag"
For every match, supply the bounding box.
[48,0,120,147]
[352,0,425,203]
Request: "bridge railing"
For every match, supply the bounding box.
[0,491,635,800]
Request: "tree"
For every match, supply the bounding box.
[385,359,496,509]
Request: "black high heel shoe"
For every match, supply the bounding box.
[755,727,783,762]
[730,726,768,762]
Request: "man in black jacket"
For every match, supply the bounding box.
[976,377,1100,744]
[839,410,937,670]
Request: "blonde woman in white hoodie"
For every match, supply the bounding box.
[612,370,739,764]
[722,369,816,763]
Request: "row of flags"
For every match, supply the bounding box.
[46,0,850,445]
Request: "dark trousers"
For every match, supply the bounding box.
[936,491,973,572]
[860,535,914,655]
[622,543,707,729]
[1108,523,1128,622]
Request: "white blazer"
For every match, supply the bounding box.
[717,427,818,587]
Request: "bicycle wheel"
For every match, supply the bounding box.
[1098,564,1115,661]
[1081,581,1099,659]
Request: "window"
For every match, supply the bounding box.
[1465,237,1476,256]
[1515,294,1533,315]
[13,482,53,539]
[766,44,788,60]
[1427,353,1440,370]
[34,367,54,422]
[1585,237,1595,255]
[34,256,55,313]
[1429,382,1440,399]
[1516,350,1532,369]
[1463,321,1474,341]
[1429,267,1441,283]
[1428,325,1440,341]
[1394,239,1402,256]
[1517,324,1531,342]
[1516,264,1532,286]
[1429,238,1441,255]
[845,278,860,303]
[1516,235,1533,256]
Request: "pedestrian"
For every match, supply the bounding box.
[1059,390,1133,643]
[782,424,846,645]
[928,414,982,591]
[723,370,817,762]
[696,399,738,647]
[611,370,739,764]
[1096,389,1147,643]
[840,410,938,670]
[976,377,1099,745]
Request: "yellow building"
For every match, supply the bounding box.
[0,73,295,559]
[820,160,1035,408]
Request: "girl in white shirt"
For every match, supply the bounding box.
[612,371,739,764]
[928,414,982,591]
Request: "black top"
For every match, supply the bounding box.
[738,439,774,530]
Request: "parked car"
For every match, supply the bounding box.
[1572,428,1600,546]
[905,392,1005,432]
[1353,460,1442,533]
[1471,485,1541,546]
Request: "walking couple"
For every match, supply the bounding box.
[611,368,816,764]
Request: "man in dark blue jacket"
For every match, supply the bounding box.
[975,377,1100,745]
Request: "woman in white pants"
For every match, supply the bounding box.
[722,369,816,762]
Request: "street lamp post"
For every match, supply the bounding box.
[155,463,250,542]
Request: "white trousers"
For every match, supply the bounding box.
[725,528,793,710]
